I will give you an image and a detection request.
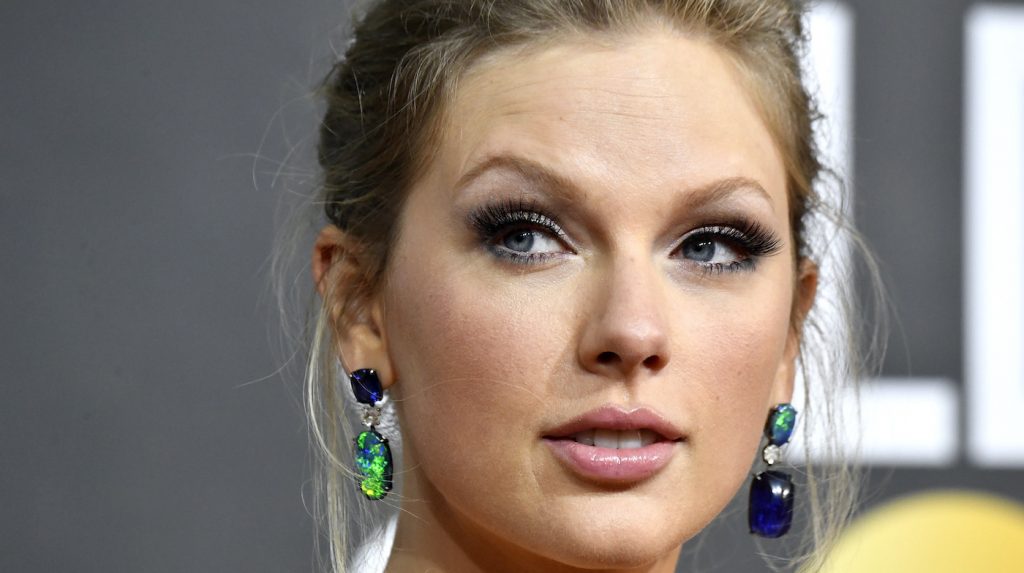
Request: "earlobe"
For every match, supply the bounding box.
[338,302,396,390]
[312,225,396,390]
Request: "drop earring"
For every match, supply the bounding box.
[748,403,797,538]
[349,368,393,500]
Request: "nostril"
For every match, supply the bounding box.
[642,355,662,369]
[597,351,619,364]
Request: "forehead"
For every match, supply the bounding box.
[426,31,787,216]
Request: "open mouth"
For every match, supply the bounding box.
[561,429,665,449]
[541,406,684,483]
[543,431,679,483]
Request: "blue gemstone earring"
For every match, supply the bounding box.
[749,403,797,538]
[349,368,393,500]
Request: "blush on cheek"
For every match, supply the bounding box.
[383,265,556,470]
[683,300,792,477]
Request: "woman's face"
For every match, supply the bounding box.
[349,31,813,570]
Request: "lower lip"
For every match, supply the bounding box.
[544,439,678,483]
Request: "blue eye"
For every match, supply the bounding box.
[499,228,564,256]
[680,235,744,265]
[682,238,715,262]
[468,199,571,265]
[504,230,535,252]
[677,222,783,274]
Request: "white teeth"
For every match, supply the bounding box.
[640,429,658,446]
[575,429,595,446]
[571,429,661,449]
[618,430,643,449]
[593,429,619,449]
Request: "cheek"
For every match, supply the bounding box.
[382,244,566,492]
[680,284,793,488]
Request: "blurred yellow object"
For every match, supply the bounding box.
[819,490,1024,572]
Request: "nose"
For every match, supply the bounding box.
[577,255,671,380]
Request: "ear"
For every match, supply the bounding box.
[313,225,396,389]
[770,257,819,406]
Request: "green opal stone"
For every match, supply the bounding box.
[354,428,393,500]
[765,404,797,446]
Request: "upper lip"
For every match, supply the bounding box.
[543,405,685,442]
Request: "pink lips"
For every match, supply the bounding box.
[542,405,684,484]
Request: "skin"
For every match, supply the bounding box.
[314,29,817,573]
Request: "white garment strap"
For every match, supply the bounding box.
[350,511,398,573]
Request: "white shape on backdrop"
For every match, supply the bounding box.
[806,1,854,184]
[791,2,960,466]
[965,5,1024,467]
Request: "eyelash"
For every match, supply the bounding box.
[677,219,784,275]
[468,198,570,265]
[467,199,783,272]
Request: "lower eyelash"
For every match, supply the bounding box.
[698,259,757,276]
[487,247,552,265]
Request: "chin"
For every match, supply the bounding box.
[518,494,696,569]
[536,528,684,570]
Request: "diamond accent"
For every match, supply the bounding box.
[361,406,382,427]
[762,444,781,465]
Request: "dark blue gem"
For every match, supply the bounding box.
[749,470,794,538]
[350,368,383,405]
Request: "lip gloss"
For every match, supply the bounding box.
[544,439,677,483]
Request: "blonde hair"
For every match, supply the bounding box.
[277,1,884,570]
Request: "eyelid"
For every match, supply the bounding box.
[495,213,573,252]
[671,219,784,276]
[475,208,571,244]
[680,225,732,241]
[676,220,782,255]
[467,198,575,264]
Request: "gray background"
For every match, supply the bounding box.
[2,0,1021,571]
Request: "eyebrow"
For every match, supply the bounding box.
[454,155,581,204]
[454,154,776,213]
